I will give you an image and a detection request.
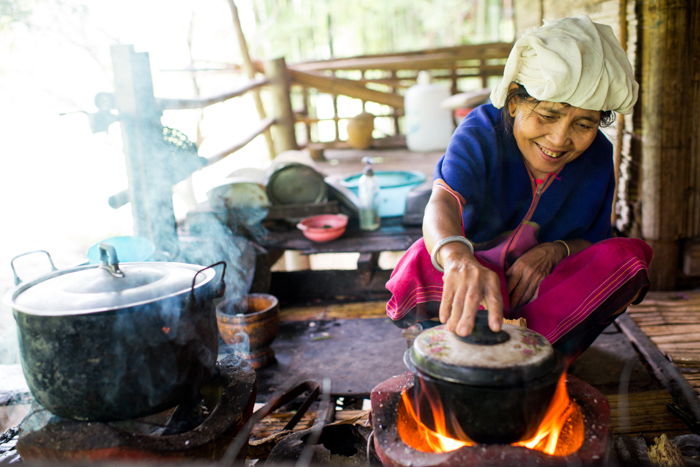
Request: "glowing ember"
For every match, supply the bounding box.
[398,372,584,456]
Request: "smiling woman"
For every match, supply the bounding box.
[507,88,605,179]
[385,16,652,363]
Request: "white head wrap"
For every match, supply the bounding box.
[490,16,638,114]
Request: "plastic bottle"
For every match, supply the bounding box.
[404,71,454,152]
[358,157,380,231]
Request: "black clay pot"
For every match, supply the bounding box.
[404,310,564,444]
[8,246,226,422]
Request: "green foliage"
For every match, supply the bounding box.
[250,0,511,63]
[0,0,32,31]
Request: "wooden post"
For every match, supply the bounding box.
[302,86,312,145]
[611,0,628,224]
[265,57,298,154]
[332,71,340,142]
[110,44,178,253]
[390,70,400,135]
[360,70,367,112]
[640,0,693,290]
[226,0,276,160]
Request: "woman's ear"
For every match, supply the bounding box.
[507,82,519,118]
[507,98,517,118]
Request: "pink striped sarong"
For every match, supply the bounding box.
[386,229,652,358]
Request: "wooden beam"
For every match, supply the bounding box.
[292,52,506,73]
[292,42,513,71]
[289,69,404,109]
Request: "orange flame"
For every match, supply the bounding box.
[398,372,584,456]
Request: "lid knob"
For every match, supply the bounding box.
[456,309,509,345]
[99,243,125,278]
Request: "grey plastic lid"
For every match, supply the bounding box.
[11,261,214,316]
[266,163,327,205]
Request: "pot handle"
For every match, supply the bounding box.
[10,250,58,286]
[190,261,227,307]
[456,309,510,345]
[98,243,125,278]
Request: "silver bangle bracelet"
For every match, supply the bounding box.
[554,239,571,257]
[430,235,475,273]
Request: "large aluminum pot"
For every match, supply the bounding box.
[7,245,226,422]
[404,310,564,444]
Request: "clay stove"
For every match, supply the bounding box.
[371,372,610,466]
[15,355,256,462]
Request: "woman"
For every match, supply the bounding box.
[386,16,652,360]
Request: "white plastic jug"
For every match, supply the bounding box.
[404,71,454,152]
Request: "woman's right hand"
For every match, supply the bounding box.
[436,242,504,336]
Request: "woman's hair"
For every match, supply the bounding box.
[501,83,616,131]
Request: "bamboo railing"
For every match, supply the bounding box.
[284,42,512,145]
[104,45,297,249]
[103,41,511,250]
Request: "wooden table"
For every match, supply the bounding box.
[260,216,422,305]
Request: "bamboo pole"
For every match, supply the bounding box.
[301,86,312,145]
[225,0,276,159]
[157,77,269,110]
[265,57,298,153]
[332,70,340,141]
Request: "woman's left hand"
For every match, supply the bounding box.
[506,243,566,307]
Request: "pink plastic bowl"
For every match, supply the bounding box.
[296,214,348,243]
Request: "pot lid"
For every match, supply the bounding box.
[406,311,560,386]
[11,245,217,316]
[266,163,327,205]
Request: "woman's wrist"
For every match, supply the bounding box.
[431,236,474,272]
[553,239,570,260]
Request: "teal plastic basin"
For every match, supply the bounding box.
[86,236,156,264]
[341,170,426,217]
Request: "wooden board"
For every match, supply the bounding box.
[608,390,690,438]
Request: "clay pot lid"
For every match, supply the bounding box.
[406,310,560,386]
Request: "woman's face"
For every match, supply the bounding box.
[508,97,601,179]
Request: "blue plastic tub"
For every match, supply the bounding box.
[86,236,156,264]
[341,170,426,217]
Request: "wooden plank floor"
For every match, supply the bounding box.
[628,289,700,396]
